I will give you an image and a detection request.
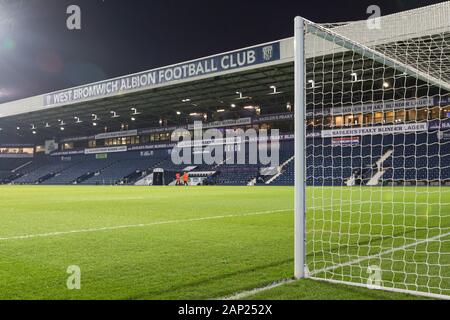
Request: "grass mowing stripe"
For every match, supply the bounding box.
[2,186,447,300]
[0,209,293,242]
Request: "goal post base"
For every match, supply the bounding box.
[309,277,450,301]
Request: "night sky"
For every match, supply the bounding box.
[0,0,446,103]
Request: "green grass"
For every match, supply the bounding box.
[0,185,447,300]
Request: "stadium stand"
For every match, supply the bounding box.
[5,132,449,187]
[13,157,78,184]
[383,132,450,183]
[0,170,12,180]
[81,157,162,185]
[45,157,115,185]
[301,131,450,187]
[271,160,294,186]
[209,164,260,185]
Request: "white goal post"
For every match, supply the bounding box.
[294,7,450,299]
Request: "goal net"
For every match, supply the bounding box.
[296,4,450,299]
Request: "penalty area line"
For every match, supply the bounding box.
[0,209,293,242]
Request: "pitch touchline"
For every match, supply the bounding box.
[0,209,293,242]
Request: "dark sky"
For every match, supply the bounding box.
[0,0,446,103]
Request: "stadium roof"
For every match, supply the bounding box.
[1,1,450,141]
[0,38,295,140]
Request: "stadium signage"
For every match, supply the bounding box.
[0,153,33,159]
[96,153,108,160]
[139,126,180,135]
[309,98,433,117]
[140,151,153,157]
[188,118,251,130]
[94,130,138,140]
[253,113,294,124]
[332,137,360,146]
[429,119,450,130]
[306,131,321,138]
[322,123,428,138]
[84,146,127,154]
[128,143,177,151]
[51,150,84,156]
[43,42,281,106]
[60,135,95,143]
[0,144,34,147]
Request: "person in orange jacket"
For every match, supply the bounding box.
[183,172,189,186]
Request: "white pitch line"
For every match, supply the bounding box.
[222,279,296,300]
[0,209,293,242]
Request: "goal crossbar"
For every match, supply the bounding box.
[305,18,450,93]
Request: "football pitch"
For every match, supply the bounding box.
[0,185,447,300]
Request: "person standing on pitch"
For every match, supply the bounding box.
[183,172,189,186]
[175,172,181,186]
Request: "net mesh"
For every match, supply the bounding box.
[303,16,450,298]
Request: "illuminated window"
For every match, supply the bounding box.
[335,116,344,127]
[374,112,384,124]
[385,111,395,124]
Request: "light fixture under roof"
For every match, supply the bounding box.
[110,111,120,118]
[131,107,141,115]
[182,98,191,103]
[269,85,283,95]
[236,91,251,100]
[217,109,225,113]
[176,111,181,115]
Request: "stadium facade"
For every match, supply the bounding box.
[1,2,450,188]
